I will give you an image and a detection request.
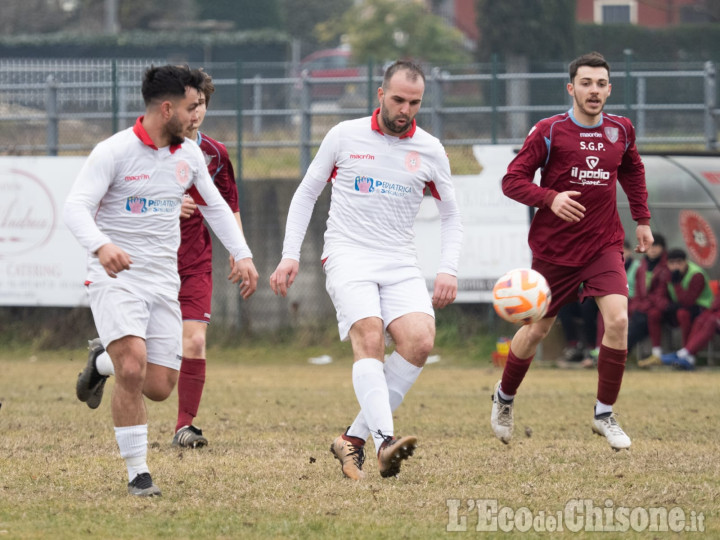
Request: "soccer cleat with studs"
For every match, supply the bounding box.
[592,411,631,450]
[376,433,417,478]
[172,425,208,448]
[490,380,514,444]
[330,429,366,480]
[76,338,108,409]
[127,472,162,497]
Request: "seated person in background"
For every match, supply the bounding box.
[640,248,715,368]
[557,298,598,367]
[627,233,671,361]
[660,291,720,370]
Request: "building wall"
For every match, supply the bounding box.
[576,0,705,27]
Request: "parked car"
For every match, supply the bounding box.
[295,47,362,100]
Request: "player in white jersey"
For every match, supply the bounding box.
[270,61,463,480]
[63,65,258,497]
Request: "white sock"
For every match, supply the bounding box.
[96,351,115,376]
[595,401,613,417]
[114,424,149,482]
[498,386,514,402]
[652,346,663,357]
[347,351,423,440]
[352,358,393,455]
[677,348,689,359]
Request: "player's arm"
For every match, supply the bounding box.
[63,144,133,278]
[192,154,258,299]
[616,121,652,252]
[270,126,339,296]
[503,124,584,222]
[428,149,463,309]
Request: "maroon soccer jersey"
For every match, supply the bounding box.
[503,110,650,267]
[178,133,240,276]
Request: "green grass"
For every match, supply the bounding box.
[1,347,718,539]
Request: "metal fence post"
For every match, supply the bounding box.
[235,61,244,189]
[705,61,718,151]
[111,60,118,135]
[300,70,312,175]
[253,74,262,136]
[430,67,444,140]
[46,75,58,156]
[624,49,633,121]
[367,58,374,116]
[636,75,646,141]
[491,54,498,144]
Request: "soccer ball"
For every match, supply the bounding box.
[492,268,551,325]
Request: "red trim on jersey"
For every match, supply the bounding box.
[132,116,182,154]
[327,166,338,183]
[186,185,207,205]
[425,180,441,200]
[371,108,416,139]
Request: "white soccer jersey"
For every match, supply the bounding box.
[283,109,462,275]
[64,117,251,293]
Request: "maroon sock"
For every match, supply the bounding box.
[500,347,534,397]
[596,344,627,405]
[176,357,206,432]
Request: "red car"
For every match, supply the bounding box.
[296,48,361,99]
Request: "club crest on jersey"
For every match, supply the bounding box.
[202,151,213,167]
[405,151,421,172]
[586,156,600,169]
[175,160,192,187]
[355,176,375,193]
[604,126,619,143]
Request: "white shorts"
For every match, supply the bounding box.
[323,251,434,341]
[87,279,182,371]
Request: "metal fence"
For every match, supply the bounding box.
[1,57,718,180]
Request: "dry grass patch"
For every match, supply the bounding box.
[0,348,718,539]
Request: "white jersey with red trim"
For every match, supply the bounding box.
[282,110,462,275]
[63,117,251,293]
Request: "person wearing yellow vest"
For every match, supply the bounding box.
[640,248,714,370]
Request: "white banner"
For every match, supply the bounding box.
[0,157,88,306]
[414,145,534,303]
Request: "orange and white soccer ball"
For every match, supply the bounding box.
[492,268,551,325]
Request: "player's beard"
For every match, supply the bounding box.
[380,104,412,136]
[575,94,605,119]
[165,113,186,146]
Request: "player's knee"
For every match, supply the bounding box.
[114,358,146,388]
[143,371,177,402]
[525,323,551,344]
[604,310,629,338]
[185,331,207,358]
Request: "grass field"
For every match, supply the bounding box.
[1,346,718,539]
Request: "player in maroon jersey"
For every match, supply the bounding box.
[173,69,258,448]
[490,52,653,450]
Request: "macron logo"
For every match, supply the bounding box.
[124,174,150,182]
[350,154,375,160]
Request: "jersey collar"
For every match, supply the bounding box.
[371,108,417,139]
[133,116,183,154]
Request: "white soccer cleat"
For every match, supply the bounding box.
[592,413,631,450]
[491,380,514,444]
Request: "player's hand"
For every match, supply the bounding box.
[550,191,585,222]
[96,243,132,278]
[432,272,458,309]
[228,257,258,299]
[180,195,197,219]
[635,224,653,253]
[269,258,299,297]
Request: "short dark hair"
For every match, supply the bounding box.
[194,68,216,107]
[382,60,426,90]
[569,52,610,82]
[652,233,666,249]
[141,64,204,106]
[667,248,687,261]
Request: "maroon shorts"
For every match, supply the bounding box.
[532,250,628,318]
[179,272,213,323]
